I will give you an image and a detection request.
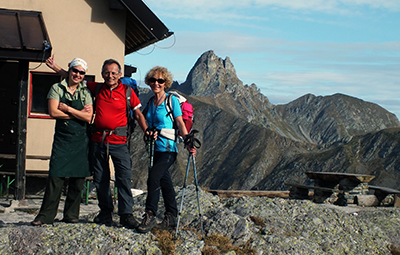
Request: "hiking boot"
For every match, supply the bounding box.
[93,210,112,225]
[120,214,139,229]
[31,219,44,226]
[62,218,79,223]
[136,210,157,233]
[159,212,177,230]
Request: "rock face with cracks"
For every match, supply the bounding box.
[0,185,399,254]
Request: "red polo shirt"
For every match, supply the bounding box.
[87,80,141,144]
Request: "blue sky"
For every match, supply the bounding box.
[125,0,400,118]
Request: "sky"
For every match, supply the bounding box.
[125,0,400,119]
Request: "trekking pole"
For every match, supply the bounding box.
[192,153,204,239]
[175,130,202,240]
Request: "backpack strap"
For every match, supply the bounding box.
[125,84,132,126]
[125,85,133,142]
[144,94,178,141]
[165,93,176,128]
[144,94,175,125]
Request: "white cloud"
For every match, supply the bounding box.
[144,0,400,16]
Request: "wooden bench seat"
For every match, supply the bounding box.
[305,172,375,183]
[368,185,400,207]
[368,185,400,194]
[208,190,290,198]
[285,182,339,193]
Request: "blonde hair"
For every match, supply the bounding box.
[145,66,173,90]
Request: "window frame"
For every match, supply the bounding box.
[28,71,95,119]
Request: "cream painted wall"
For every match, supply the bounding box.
[0,0,128,171]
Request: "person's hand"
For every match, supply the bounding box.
[187,146,196,156]
[145,128,158,141]
[82,104,92,113]
[58,102,69,113]
[46,54,56,69]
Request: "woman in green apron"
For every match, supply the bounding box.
[31,58,93,226]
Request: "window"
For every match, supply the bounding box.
[29,72,95,118]
[29,72,61,117]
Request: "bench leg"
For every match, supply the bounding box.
[289,187,309,199]
[113,186,118,206]
[6,176,15,199]
[394,195,400,208]
[0,175,3,195]
[374,189,387,204]
[86,180,90,205]
[81,179,91,205]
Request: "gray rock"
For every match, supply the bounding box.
[0,186,398,254]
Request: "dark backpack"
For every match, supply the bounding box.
[120,77,139,98]
[120,77,140,135]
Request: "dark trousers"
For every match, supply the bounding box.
[35,177,85,224]
[146,151,178,217]
[91,141,134,215]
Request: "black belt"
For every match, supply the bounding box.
[97,126,128,158]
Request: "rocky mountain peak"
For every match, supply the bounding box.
[170,50,399,144]
[171,50,242,96]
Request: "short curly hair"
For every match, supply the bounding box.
[145,66,173,90]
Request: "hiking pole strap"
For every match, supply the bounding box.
[184,129,201,149]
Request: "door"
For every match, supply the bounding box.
[0,61,19,170]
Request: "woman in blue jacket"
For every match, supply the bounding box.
[137,66,195,233]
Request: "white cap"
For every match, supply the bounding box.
[68,58,88,72]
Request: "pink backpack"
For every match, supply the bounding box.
[167,91,194,133]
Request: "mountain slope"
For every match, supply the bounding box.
[131,50,400,191]
[274,93,400,144]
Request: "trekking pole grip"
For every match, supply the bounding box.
[143,127,157,143]
[184,129,201,149]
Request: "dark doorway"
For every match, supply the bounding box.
[0,61,19,170]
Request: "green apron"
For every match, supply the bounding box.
[49,91,91,177]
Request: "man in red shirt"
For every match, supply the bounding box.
[47,57,147,228]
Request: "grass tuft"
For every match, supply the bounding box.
[202,234,256,255]
[250,215,266,227]
[152,228,176,255]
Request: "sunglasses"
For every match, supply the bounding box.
[71,68,86,75]
[149,77,165,84]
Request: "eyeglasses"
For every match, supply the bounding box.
[103,71,120,77]
[71,68,86,75]
[149,77,165,84]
